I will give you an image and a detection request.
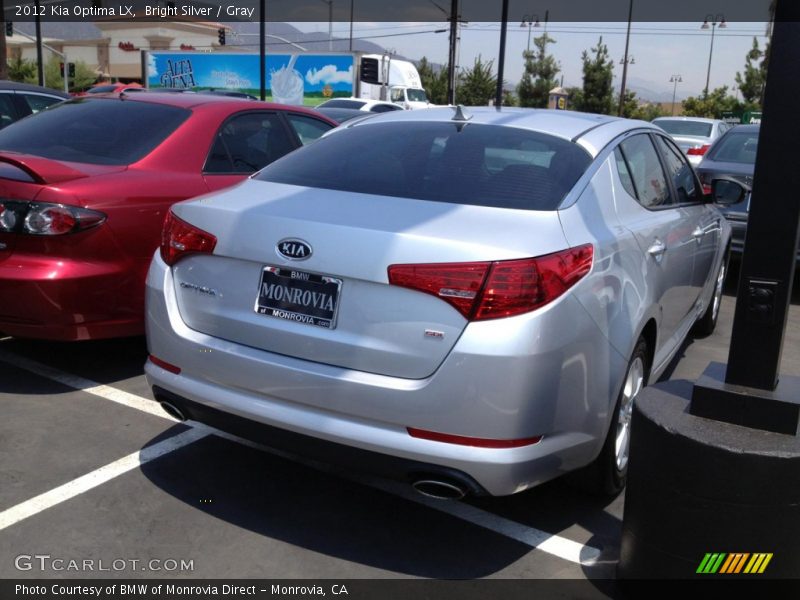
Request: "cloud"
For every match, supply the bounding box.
[305,65,354,86]
[147,54,158,78]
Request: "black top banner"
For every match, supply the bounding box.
[2,0,775,23]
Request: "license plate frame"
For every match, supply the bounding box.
[254,266,342,329]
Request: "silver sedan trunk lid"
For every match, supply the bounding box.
[170,180,569,379]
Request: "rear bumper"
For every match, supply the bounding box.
[0,253,143,340]
[145,253,626,496]
[151,385,489,496]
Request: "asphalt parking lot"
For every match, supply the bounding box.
[1,263,798,586]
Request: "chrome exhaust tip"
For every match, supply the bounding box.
[411,479,467,500]
[159,401,187,422]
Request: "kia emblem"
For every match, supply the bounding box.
[277,238,312,261]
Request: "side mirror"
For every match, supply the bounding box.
[711,178,750,205]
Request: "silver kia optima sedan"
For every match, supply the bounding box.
[145,107,731,499]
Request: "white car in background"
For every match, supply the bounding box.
[316,97,405,113]
[652,117,732,166]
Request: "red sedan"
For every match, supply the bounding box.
[0,92,337,340]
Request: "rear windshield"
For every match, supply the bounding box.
[320,99,364,109]
[707,130,759,164]
[256,121,592,210]
[87,85,118,94]
[654,120,713,138]
[0,98,190,165]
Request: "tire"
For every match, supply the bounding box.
[567,337,649,496]
[693,252,729,337]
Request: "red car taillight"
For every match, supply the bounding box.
[0,200,105,235]
[388,245,593,321]
[687,144,711,157]
[160,210,217,266]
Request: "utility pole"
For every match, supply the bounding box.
[617,0,633,116]
[495,0,508,107]
[447,0,458,105]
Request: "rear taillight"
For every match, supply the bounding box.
[407,427,542,448]
[148,355,181,374]
[0,200,105,235]
[687,144,711,157]
[160,210,217,266]
[388,244,593,321]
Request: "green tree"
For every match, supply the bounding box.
[682,86,742,118]
[564,86,583,112]
[618,89,638,118]
[517,33,559,108]
[416,56,449,105]
[456,55,497,106]
[735,37,768,107]
[632,102,665,121]
[576,36,614,115]
[29,56,96,92]
[7,56,37,83]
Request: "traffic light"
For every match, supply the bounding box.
[217,28,226,46]
[59,62,76,78]
[5,21,12,37]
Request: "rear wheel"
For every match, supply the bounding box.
[568,337,648,496]
[694,253,728,337]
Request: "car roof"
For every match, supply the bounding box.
[80,91,294,111]
[727,124,760,132]
[653,116,720,124]
[0,79,70,98]
[70,92,338,125]
[344,106,648,153]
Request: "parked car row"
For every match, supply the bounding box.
[0,88,743,501]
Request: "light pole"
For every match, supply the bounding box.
[701,13,726,98]
[320,0,333,51]
[520,14,540,54]
[670,74,682,115]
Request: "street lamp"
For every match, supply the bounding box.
[520,10,548,55]
[320,0,333,51]
[520,14,540,54]
[670,74,682,115]
[701,13,726,97]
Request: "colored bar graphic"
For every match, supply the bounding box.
[698,552,773,574]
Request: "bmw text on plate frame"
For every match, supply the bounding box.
[145,106,732,499]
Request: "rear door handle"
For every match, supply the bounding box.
[647,240,666,258]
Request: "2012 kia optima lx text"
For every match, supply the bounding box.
[145,107,731,498]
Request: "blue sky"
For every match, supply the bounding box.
[291,21,770,100]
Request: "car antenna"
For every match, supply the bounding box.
[451,105,472,122]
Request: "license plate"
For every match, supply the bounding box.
[255,266,342,329]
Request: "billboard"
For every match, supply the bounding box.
[146,52,356,106]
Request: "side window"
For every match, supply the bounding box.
[654,135,699,204]
[204,112,294,174]
[614,147,638,199]
[285,114,333,145]
[390,88,404,103]
[0,94,19,129]
[618,134,671,209]
[20,93,63,114]
[371,103,399,112]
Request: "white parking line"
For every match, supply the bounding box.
[0,347,175,421]
[0,427,209,531]
[0,344,602,565]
